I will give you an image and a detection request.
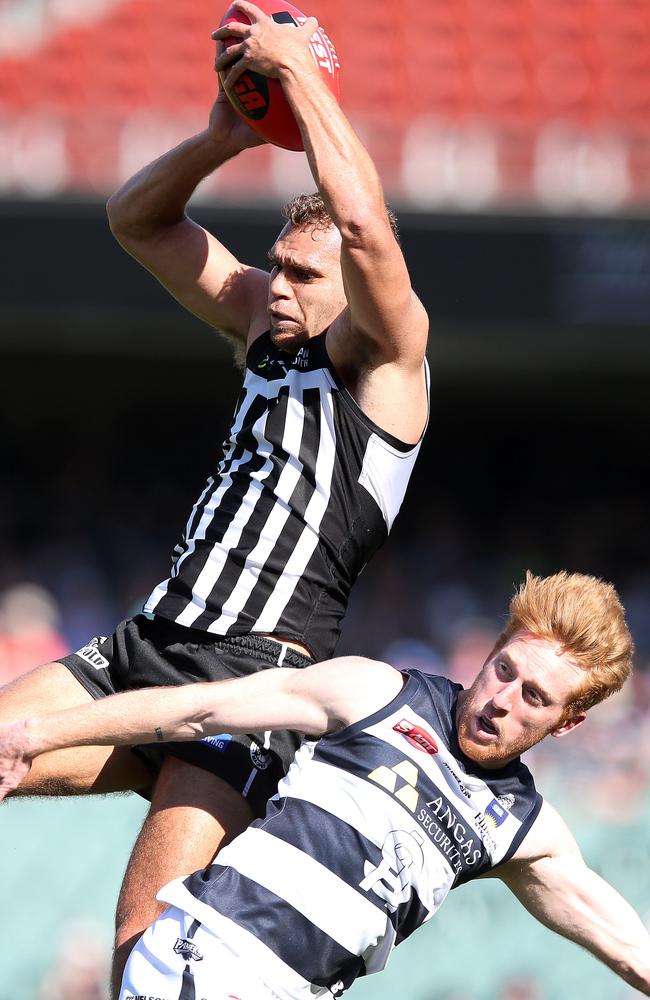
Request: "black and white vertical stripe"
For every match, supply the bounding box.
[144,332,426,659]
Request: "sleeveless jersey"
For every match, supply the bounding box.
[160,671,542,1000]
[145,331,428,660]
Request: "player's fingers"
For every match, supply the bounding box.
[300,15,319,35]
[215,42,245,71]
[212,22,248,41]
[231,0,267,23]
[222,58,250,90]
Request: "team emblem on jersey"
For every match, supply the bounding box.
[368,759,419,812]
[173,938,203,962]
[250,741,272,770]
[359,829,425,911]
[393,718,439,755]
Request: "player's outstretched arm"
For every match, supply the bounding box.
[215,2,429,380]
[0,657,402,800]
[106,89,269,345]
[498,802,650,995]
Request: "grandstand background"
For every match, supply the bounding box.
[1,0,650,998]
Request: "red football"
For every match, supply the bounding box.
[218,0,340,151]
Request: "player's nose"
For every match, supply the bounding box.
[269,269,292,298]
[490,683,515,713]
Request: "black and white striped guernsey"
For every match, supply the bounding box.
[159,670,542,1000]
[145,330,428,660]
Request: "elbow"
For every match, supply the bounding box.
[106,191,134,244]
[106,188,155,246]
[338,204,394,253]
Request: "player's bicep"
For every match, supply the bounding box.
[338,218,428,368]
[284,657,405,733]
[113,215,269,340]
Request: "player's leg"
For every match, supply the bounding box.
[119,905,267,1000]
[111,755,254,998]
[0,661,152,795]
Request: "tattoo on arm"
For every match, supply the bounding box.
[155,727,164,742]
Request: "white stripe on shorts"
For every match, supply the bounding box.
[120,906,280,1000]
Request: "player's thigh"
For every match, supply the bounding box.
[121,907,268,1000]
[0,661,151,795]
[116,755,255,934]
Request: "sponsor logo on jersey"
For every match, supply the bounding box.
[419,796,484,872]
[173,938,203,962]
[440,759,471,798]
[75,637,109,670]
[292,346,310,369]
[498,793,515,811]
[393,718,439,755]
[485,797,510,828]
[256,354,288,376]
[200,734,232,752]
[368,759,419,812]
[124,995,170,1000]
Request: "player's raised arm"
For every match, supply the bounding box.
[496,801,650,995]
[106,88,270,345]
[215,1,429,441]
[0,657,402,800]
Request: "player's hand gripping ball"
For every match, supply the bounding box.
[217,0,340,151]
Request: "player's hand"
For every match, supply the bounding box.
[207,86,266,151]
[213,0,319,90]
[0,721,33,800]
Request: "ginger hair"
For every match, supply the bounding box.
[491,571,633,719]
[282,192,400,241]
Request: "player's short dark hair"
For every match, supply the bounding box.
[282,192,400,241]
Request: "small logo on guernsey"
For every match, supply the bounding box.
[292,346,310,369]
[75,637,108,670]
[368,759,419,812]
[256,354,288,376]
[173,938,203,962]
[485,798,510,828]
[250,740,272,770]
[393,718,439,755]
[498,793,515,811]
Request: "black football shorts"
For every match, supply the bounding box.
[59,614,313,817]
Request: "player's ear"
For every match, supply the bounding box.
[550,711,587,738]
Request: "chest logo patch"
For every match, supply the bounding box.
[393,718,439,755]
[368,759,419,812]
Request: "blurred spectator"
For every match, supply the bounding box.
[499,978,543,1000]
[36,918,109,1000]
[0,583,68,685]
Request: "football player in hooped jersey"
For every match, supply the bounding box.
[1,572,649,999]
[0,0,428,993]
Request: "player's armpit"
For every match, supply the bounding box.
[498,853,650,995]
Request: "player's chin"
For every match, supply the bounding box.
[269,324,308,353]
[458,726,504,767]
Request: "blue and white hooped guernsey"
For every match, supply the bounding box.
[159,671,542,999]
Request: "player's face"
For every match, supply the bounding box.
[267,223,346,351]
[455,632,587,768]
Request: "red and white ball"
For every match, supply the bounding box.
[218,0,340,151]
